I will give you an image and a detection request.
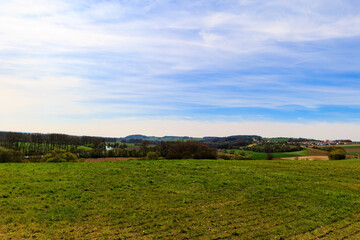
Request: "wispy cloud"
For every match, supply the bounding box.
[1,0,359,137]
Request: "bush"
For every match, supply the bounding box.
[328,148,347,160]
[219,154,233,160]
[0,148,23,163]
[42,151,78,162]
[146,151,159,160]
[234,152,253,160]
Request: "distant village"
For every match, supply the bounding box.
[261,138,353,146]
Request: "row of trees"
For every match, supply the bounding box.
[203,135,260,149]
[243,143,303,153]
[0,140,218,162]
[0,131,105,155]
[79,141,217,160]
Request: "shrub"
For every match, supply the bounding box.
[234,152,253,160]
[219,154,233,160]
[328,148,347,160]
[146,151,159,160]
[42,151,78,162]
[0,148,23,163]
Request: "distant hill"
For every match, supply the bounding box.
[125,134,149,140]
[202,135,262,149]
[121,135,202,143]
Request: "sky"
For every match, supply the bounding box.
[0,0,360,140]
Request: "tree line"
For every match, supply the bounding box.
[0,131,218,162]
[0,131,105,156]
[243,143,303,153]
[84,141,218,160]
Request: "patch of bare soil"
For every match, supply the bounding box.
[307,149,328,156]
[346,149,360,153]
[277,156,329,161]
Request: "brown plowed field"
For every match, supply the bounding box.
[307,149,328,156]
[346,149,360,153]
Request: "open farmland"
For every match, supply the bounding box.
[319,145,360,158]
[1,159,360,239]
[225,149,310,160]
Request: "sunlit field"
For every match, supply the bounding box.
[1,159,360,239]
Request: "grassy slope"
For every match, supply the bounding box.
[264,138,289,142]
[77,145,93,151]
[1,160,360,239]
[15,143,93,152]
[342,146,360,149]
[226,149,309,159]
[318,145,360,156]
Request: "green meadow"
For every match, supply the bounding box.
[226,149,309,159]
[342,146,360,149]
[1,159,360,239]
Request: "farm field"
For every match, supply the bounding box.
[319,145,360,157]
[342,146,360,149]
[1,159,360,239]
[264,138,289,142]
[226,149,310,160]
[342,146,360,156]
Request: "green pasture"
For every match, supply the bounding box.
[77,145,93,151]
[124,143,137,147]
[264,138,289,142]
[1,159,360,239]
[319,145,360,150]
[342,145,360,149]
[226,149,309,159]
[13,142,93,152]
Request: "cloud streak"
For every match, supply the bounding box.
[0,0,359,138]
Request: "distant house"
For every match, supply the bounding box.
[106,146,114,151]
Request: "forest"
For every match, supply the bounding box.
[0,131,217,162]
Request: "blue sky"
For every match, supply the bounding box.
[1,0,360,139]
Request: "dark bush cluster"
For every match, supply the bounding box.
[0,148,23,163]
[328,148,347,160]
[244,143,303,153]
[159,141,217,159]
[203,135,260,149]
[42,150,78,162]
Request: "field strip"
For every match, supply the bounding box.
[288,213,360,239]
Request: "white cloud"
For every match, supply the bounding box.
[0,0,359,137]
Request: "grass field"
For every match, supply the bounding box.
[77,145,93,151]
[226,149,309,159]
[264,138,289,142]
[1,159,360,239]
[342,146,360,149]
[318,145,360,157]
